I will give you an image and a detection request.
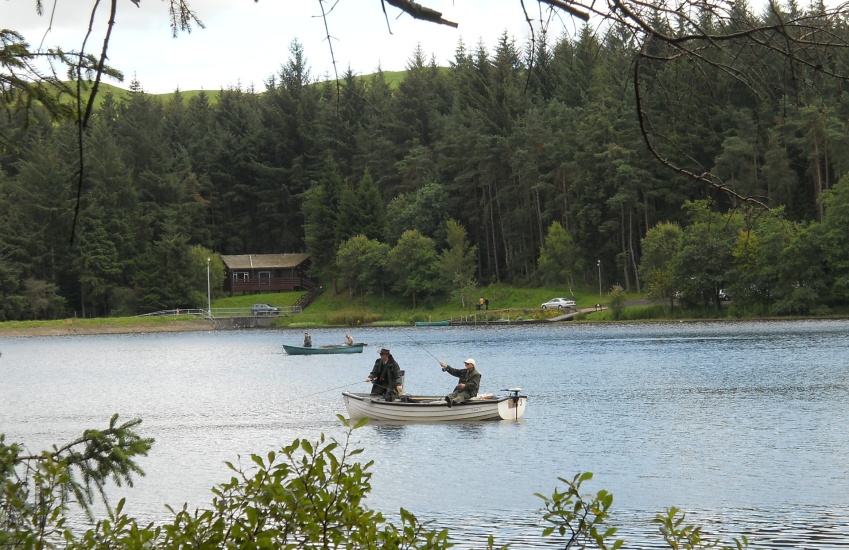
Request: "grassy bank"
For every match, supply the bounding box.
[0,285,601,335]
[277,284,605,327]
[5,285,842,336]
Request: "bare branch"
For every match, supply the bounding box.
[539,0,590,21]
[382,0,459,27]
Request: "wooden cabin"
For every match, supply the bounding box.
[221,254,315,294]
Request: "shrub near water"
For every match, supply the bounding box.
[614,305,667,320]
[326,311,383,326]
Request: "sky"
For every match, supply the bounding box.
[3,0,582,94]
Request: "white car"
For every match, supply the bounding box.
[541,297,577,311]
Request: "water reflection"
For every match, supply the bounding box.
[371,423,407,442]
[450,422,485,437]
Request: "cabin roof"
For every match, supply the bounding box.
[220,253,310,270]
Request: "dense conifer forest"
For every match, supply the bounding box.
[3,10,849,320]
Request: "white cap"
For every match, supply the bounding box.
[464,358,476,366]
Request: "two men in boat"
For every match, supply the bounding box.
[439,358,481,407]
[366,348,402,401]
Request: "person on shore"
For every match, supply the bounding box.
[484,297,489,310]
[303,332,312,347]
[344,333,354,345]
[438,358,481,407]
[366,348,402,402]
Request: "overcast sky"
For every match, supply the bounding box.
[3,0,581,94]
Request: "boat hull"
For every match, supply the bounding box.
[414,320,450,326]
[342,392,526,422]
[283,344,364,355]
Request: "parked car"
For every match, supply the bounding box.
[541,297,577,311]
[719,289,734,301]
[251,303,281,316]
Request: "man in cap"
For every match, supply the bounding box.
[438,358,481,407]
[366,348,402,401]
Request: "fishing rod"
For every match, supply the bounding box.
[400,330,442,364]
[298,380,364,398]
[298,378,401,400]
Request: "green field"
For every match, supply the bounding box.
[13,283,832,334]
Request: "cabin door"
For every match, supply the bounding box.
[258,271,271,285]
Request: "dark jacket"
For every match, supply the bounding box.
[443,365,481,397]
[369,355,401,390]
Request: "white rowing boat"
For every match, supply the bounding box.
[342,389,527,422]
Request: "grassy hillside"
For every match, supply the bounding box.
[266,284,614,327]
[69,68,412,107]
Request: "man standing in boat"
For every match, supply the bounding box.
[366,348,402,402]
[303,332,312,347]
[439,358,481,407]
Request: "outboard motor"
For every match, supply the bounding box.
[502,387,522,404]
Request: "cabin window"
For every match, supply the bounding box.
[259,271,271,285]
[233,271,249,281]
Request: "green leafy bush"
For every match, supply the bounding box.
[326,311,383,326]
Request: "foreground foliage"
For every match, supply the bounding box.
[1,416,754,549]
[0,415,153,548]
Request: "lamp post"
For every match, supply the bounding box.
[597,259,602,297]
[207,257,212,318]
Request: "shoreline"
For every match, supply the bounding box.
[2,311,847,338]
[0,319,215,338]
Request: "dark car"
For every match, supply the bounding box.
[719,289,734,301]
[251,303,281,316]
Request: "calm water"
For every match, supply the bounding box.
[2,320,849,548]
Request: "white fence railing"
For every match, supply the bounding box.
[138,307,302,318]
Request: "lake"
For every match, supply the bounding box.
[2,320,849,548]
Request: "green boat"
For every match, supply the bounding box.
[283,344,364,355]
[414,320,450,326]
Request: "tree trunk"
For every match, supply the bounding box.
[814,138,824,221]
[80,281,87,318]
[629,208,641,293]
[487,184,501,282]
[620,203,630,291]
[559,167,570,232]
